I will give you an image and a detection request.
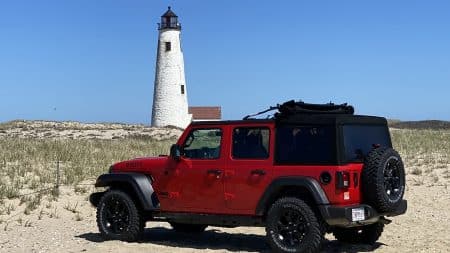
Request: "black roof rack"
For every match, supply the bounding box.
[243,100,354,120]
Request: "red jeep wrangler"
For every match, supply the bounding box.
[90,101,407,253]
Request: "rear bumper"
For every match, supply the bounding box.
[319,200,407,227]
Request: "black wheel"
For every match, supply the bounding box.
[169,222,207,233]
[332,222,384,245]
[362,147,406,213]
[96,190,144,241]
[266,197,322,253]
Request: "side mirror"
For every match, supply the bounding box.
[170,144,181,162]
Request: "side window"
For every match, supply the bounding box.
[182,128,222,159]
[232,127,270,159]
[275,125,335,164]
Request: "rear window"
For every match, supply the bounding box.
[343,125,391,162]
[275,125,336,164]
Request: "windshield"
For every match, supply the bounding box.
[343,125,392,162]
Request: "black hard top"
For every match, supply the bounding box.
[190,114,387,127]
[190,119,273,126]
[276,114,387,126]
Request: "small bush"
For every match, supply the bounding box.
[410,167,423,175]
[75,213,83,221]
[63,202,79,213]
[24,194,42,215]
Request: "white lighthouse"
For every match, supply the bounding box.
[151,7,192,128]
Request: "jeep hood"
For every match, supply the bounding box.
[110,156,171,173]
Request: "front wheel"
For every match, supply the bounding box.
[96,190,144,241]
[332,222,384,245]
[266,197,323,253]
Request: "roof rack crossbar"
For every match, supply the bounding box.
[243,106,279,120]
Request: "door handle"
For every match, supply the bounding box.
[251,169,266,176]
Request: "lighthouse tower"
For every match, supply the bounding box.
[151,7,192,128]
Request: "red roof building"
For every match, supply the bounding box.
[188,106,222,121]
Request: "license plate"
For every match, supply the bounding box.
[352,208,365,221]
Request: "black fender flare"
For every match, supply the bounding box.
[93,173,159,211]
[255,177,330,216]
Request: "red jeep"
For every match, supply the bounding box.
[90,100,407,253]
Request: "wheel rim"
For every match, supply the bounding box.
[273,208,309,249]
[383,157,403,202]
[102,195,131,234]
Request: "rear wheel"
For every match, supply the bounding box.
[332,222,384,245]
[169,222,207,233]
[96,190,144,241]
[266,197,323,253]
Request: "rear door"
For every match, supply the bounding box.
[224,124,274,214]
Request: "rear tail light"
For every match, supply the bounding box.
[336,171,350,189]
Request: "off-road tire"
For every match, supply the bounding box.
[169,222,207,233]
[97,190,144,242]
[332,222,384,245]
[362,147,405,213]
[266,197,323,253]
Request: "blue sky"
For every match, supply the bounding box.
[1,1,449,124]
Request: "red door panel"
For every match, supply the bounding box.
[225,125,274,214]
[159,127,229,213]
[175,158,225,212]
[225,160,273,213]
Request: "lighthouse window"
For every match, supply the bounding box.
[181,85,185,94]
[165,42,171,51]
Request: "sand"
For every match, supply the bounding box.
[0,173,449,253]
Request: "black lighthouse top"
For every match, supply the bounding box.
[159,6,181,30]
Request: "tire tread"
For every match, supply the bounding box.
[96,190,144,242]
[362,147,405,213]
[266,197,323,253]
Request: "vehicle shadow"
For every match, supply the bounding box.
[77,227,268,252]
[77,227,384,253]
[143,226,269,252]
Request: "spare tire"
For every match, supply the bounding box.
[362,147,405,213]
